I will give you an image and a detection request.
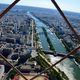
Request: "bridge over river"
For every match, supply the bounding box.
[27,12,80,80]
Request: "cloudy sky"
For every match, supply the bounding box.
[0,0,80,13]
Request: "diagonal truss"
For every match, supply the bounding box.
[30,46,80,80]
[51,0,80,42]
[0,54,28,80]
[0,0,20,19]
[0,0,28,80]
[0,0,80,80]
[30,0,80,79]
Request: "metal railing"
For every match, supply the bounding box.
[0,0,80,80]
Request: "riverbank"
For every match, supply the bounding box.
[36,49,69,80]
[27,12,80,80]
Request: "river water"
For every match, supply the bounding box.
[27,12,80,80]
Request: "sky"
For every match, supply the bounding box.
[0,0,80,13]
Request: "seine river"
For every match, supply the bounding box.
[28,12,80,80]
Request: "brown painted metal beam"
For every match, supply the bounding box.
[0,54,28,80]
[0,1,28,79]
[30,46,80,80]
[0,0,20,19]
[51,0,80,42]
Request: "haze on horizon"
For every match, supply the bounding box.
[0,0,80,13]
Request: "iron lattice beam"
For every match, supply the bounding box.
[0,0,20,19]
[30,46,80,80]
[0,0,80,80]
[0,0,28,79]
[51,0,80,42]
[0,54,28,80]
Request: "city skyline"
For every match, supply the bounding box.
[0,0,80,13]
